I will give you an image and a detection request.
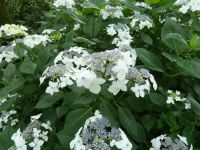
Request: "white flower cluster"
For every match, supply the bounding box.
[70,110,132,150]
[53,0,75,9]
[106,23,133,47]
[100,5,124,20]
[166,90,191,109]
[40,46,157,96]
[0,24,28,38]
[0,44,18,63]
[0,110,18,130]
[130,11,153,30]
[21,34,51,49]
[10,114,52,150]
[135,2,152,9]
[174,0,200,14]
[150,134,193,150]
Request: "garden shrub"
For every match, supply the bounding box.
[0,0,200,149]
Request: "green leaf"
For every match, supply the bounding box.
[3,63,16,80]
[35,92,64,108]
[161,18,185,39]
[118,106,137,139]
[176,58,200,79]
[13,43,28,58]
[0,78,25,98]
[135,48,164,72]
[141,115,156,132]
[83,17,102,39]
[57,108,92,146]
[64,30,75,48]
[140,33,153,45]
[162,33,188,55]
[0,126,15,150]
[188,97,200,115]
[20,57,37,75]
[149,92,166,106]
[0,96,18,112]
[99,97,118,127]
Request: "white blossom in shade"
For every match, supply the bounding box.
[59,76,73,88]
[107,23,133,47]
[131,83,145,98]
[0,45,19,63]
[112,60,129,80]
[110,129,132,150]
[174,0,200,14]
[73,24,80,30]
[0,110,18,130]
[149,74,157,90]
[53,0,75,9]
[150,134,193,150]
[130,12,153,30]
[166,90,191,109]
[106,24,117,36]
[166,96,175,104]
[135,2,152,9]
[45,81,60,95]
[42,29,55,34]
[70,127,85,150]
[100,5,123,20]
[11,129,27,150]
[31,114,42,121]
[10,114,52,150]
[70,110,132,150]
[0,24,28,38]
[22,34,51,48]
[76,69,105,94]
[29,138,44,150]
[108,79,128,95]
[150,134,166,150]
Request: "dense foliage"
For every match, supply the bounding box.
[1,0,200,149]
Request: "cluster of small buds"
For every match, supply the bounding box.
[0,24,28,38]
[0,44,18,63]
[70,110,132,150]
[0,110,18,130]
[150,134,193,150]
[130,11,153,30]
[10,114,52,150]
[106,23,133,47]
[100,5,124,20]
[21,34,51,49]
[53,0,75,9]
[134,2,152,9]
[174,0,200,14]
[166,90,191,110]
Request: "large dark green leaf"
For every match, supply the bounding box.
[118,106,137,139]
[0,78,25,98]
[57,108,92,146]
[135,48,164,72]
[35,92,64,108]
[20,57,37,75]
[188,97,200,115]
[176,58,200,79]
[162,33,188,55]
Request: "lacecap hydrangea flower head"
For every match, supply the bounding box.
[70,110,132,150]
[150,134,193,150]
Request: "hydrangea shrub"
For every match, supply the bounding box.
[0,0,200,149]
